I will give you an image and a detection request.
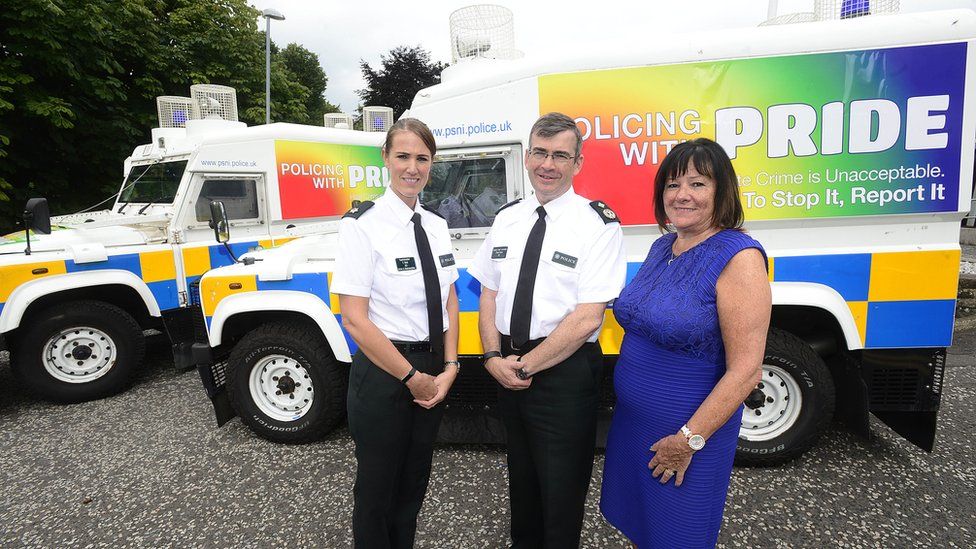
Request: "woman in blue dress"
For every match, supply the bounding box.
[600,138,771,548]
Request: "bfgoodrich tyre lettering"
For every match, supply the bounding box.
[226,321,347,443]
[735,328,835,466]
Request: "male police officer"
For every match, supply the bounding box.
[468,112,627,548]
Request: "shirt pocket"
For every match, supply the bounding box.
[537,242,582,303]
[541,243,582,277]
[377,247,426,308]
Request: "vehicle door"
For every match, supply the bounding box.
[173,173,271,305]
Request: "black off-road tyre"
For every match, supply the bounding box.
[11,300,145,403]
[226,322,347,443]
[735,328,835,466]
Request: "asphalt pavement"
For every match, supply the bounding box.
[1,328,974,548]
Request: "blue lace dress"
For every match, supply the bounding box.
[600,229,765,548]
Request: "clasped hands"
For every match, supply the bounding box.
[485,355,532,390]
[648,433,694,487]
[406,368,458,409]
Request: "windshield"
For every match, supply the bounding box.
[118,160,188,204]
[423,156,508,229]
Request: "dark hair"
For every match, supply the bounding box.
[529,112,583,157]
[383,117,436,156]
[653,138,744,232]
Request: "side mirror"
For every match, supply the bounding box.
[24,198,51,235]
[23,197,51,256]
[209,201,230,243]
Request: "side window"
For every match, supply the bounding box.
[423,157,508,229]
[195,178,260,222]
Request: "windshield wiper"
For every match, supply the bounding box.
[138,195,168,215]
[117,201,130,214]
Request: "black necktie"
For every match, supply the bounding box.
[510,206,547,347]
[412,213,444,356]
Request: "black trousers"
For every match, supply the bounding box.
[499,341,603,549]
[347,349,445,549]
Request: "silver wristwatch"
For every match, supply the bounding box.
[680,424,706,451]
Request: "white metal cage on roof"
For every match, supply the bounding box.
[362,106,394,133]
[156,96,195,128]
[816,0,898,19]
[324,113,355,129]
[760,12,819,25]
[190,84,238,122]
[763,0,898,25]
[450,4,523,63]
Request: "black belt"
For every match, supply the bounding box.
[501,335,599,356]
[390,340,432,354]
[501,335,546,354]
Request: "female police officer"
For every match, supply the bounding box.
[331,118,460,549]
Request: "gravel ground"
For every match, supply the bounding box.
[960,242,975,274]
[1,327,975,548]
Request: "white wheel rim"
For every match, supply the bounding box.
[248,354,314,422]
[739,364,803,442]
[42,326,118,384]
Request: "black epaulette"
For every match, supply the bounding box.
[495,198,522,216]
[342,200,374,219]
[421,203,445,219]
[589,200,620,223]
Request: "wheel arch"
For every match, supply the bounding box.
[208,290,351,362]
[770,281,862,355]
[1,271,161,336]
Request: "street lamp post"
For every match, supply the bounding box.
[262,8,286,125]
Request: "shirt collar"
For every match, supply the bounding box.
[379,187,421,226]
[526,186,576,221]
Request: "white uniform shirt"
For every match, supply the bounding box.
[331,189,459,342]
[468,187,627,342]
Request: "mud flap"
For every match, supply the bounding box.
[861,348,946,452]
[162,307,200,370]
[827,353,870,438]
[197,360,236,427]
[871,410,939,452]
[162,303,236,427]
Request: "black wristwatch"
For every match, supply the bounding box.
[483,351,502,366]
[401,367,417,384]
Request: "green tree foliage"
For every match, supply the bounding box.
[0,0,163,226]
[357,45,447,120]
[0,0,334,231]
[278,43,340,125]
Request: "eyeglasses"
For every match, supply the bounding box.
[527,149,578,166]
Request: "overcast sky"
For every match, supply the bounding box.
[253,0,976,114]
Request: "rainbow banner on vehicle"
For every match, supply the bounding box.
[275,140,387,219]
[539,43,967,224]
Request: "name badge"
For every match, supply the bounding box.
[552,251,578,268]
[491,246,508,259]
[396,257,417,271]
[439,253,456,267]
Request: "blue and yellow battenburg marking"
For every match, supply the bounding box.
[199,248,961,358]
[772,249,960,348]
[0,239,294,318]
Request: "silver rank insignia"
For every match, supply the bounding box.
[589,200,620,224]
[343,200,374,219]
